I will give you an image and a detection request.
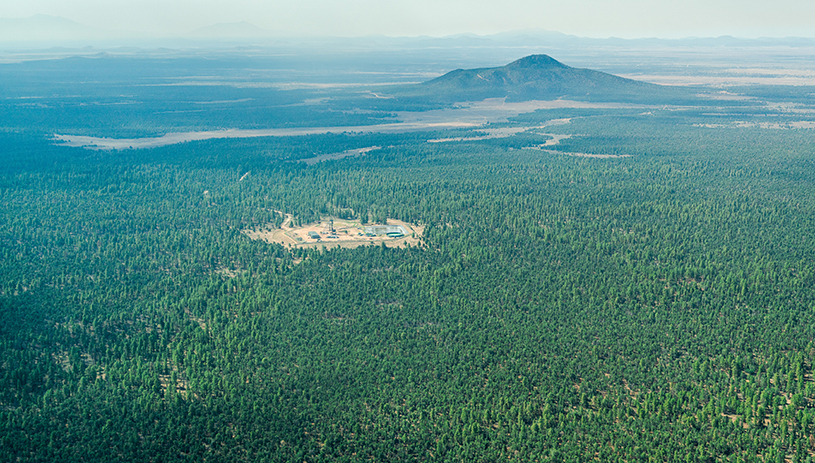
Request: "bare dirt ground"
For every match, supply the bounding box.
[694,121,815,129]
[538,133,573,146]
[54,99,649,150]
[516,130,631,158]
[243,214,424,250]
[428,123,574,146]
[427,123,567,143]
[620,74,815,87]
[565,152,632,159]
[523,146,631,159]
[300,146,382,165]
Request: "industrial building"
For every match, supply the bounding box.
[363,225,407,238]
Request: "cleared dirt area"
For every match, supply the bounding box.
[243,214,424,250]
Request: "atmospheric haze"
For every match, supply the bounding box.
[1,0,814,40]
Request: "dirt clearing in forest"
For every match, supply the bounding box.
[243,214,424,250]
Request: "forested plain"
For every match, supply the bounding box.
[2,55,815,462]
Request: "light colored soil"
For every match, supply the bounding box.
[215,267,238,278]
[243,217,424,250]
[274,210,294,229]
[565,152,631,159]
[184,307,206,330]
[539,133,573,146]
[619,73,815,86]
[521,134,630,158]
[430,128,573,146]
[696,92,754,101]
[54,98,648,150]
[427,125,552,143]
[694,121,815,129]
[523,146,631,158]
[300,146,381,165]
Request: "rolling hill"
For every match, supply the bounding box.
[395,54,695,104]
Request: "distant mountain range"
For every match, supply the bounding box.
[0,15,273,43]
[1,15,814,47]
[395,54,694,104]
[0,14,112,42]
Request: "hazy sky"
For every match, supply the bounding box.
[3,0,815,38]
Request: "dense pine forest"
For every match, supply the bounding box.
[2,53,815,461]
